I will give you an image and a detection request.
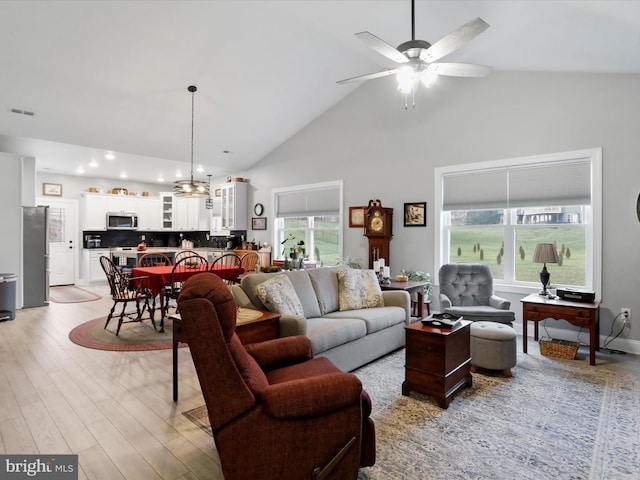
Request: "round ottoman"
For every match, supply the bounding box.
[470,321,517,377]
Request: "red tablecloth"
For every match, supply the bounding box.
[132,264,244,296]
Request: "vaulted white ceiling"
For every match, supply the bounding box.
[1,0,640,184]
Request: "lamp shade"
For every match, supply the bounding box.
[532,243,560,264]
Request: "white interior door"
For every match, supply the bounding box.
[38,198,77,286]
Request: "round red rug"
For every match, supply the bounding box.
[69,315,181,351]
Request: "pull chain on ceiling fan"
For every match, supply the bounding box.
[337,0,492,108]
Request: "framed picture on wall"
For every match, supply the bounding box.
[43,182,62,196]
[349,206,366,227]
[404,202,426,227]
[252,217,267,230]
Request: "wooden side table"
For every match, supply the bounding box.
[402,320,472,408]
[171,309,280,401]
[521,294,600,365]
[380,280,430,319]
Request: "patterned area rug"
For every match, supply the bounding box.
[183,349,639,480]
[50,286,102,303]
[69,315,182,351]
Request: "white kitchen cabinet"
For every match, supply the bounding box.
[107,194,138,213]
[83,194,109,230]
[174,196,209,231]
[220,182,247,231]
[161,193,174,229]
[138,196,162,230]
[83,248,109,284]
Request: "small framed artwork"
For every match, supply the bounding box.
[349,206,366,228]
[404,202,426,227]
[214,188,222,197]
[43,182,62,196]
[252,217,267,230]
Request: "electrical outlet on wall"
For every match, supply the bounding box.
[621,307,631,327]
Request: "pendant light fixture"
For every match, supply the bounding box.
[205,174,214,209]
[173,85,209,197]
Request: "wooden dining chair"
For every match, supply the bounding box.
[164,255,208,317]
[138,252,173,267]
[239,251,260,273]
[210,253,242,284]
[99,255,155,336]
[174,250,204,263]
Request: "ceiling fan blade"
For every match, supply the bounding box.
[428,63,492,77]
[420,17,490,63]
[337,68,399,84]
[355,31,409,64]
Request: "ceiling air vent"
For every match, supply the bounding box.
[9,108,35,116]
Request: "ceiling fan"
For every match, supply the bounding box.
[337,0,491,107]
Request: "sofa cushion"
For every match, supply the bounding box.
[307,266,341,314]
[255,274,305,317]
[282,270,322,318]
[337,268,384,311]
[324,306,406,334]
[305,317,367,355]
[243,270,322,319]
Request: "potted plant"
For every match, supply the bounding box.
[405,270,432,299]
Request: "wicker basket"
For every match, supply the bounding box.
[539,336,579,359]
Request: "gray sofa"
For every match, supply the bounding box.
[230,266,411,372]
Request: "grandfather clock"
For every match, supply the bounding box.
[364,199,393,269]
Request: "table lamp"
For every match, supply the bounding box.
[532,243,560,297]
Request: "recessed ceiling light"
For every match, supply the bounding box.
[196,165,204,173]
[76,167,85,174]
[89,160,99,167]
[176,171,183,178]
[105,153,115,160]
[120,172,127,179]
[158,177,165,183]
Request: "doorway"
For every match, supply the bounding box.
[37,197,78,286]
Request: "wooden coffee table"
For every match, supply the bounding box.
[402,320,472,408]
[171,308,280,401]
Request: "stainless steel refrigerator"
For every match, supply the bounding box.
[22,206,50,307]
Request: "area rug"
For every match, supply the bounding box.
[183,350,640,480]
[69,315,181,351]
[50,285,102,303]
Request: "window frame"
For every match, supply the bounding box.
[272,180,343,262]
[434,148,602,296]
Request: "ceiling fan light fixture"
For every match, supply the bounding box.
[420,69,438,88]
[174,85,210,197]
[397,65,416,93]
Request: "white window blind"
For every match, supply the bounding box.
[442,169,508,210]
[442,159,591,211]
[275,185,340,217]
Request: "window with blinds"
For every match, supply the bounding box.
[273,181,343,266]
[435,149,601,293]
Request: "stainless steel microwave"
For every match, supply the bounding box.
[106,212,138,230]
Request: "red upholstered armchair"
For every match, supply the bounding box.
[177,273,376,480]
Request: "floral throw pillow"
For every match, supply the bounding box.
[337,268,384,311]
[255,274,305,317]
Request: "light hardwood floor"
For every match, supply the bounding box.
[0,284,224,480]
[1,284,638,480]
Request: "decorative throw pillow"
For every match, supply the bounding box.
[337,268,385,311]
[255,274,305,317]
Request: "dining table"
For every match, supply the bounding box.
[132,264,245,331]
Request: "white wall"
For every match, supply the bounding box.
[0,152,30,308]
[237,71,640,351]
